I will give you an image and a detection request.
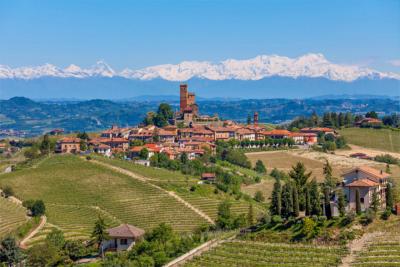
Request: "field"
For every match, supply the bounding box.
[93,156,265,220]
[352,218,400,266]
[184,240,347,267]
[339,128,400,153]
[0,197,28,238]
[0,155,210,241]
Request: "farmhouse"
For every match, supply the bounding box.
[342,166,389,212]
[103,224,145,252]
[201,172,216,182]
[56,137,81,153]
[354,117,383,127]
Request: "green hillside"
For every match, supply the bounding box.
[0,155,210,241]
[0,197,28,238]
[339,128,400,152]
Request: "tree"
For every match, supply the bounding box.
[0,237,23,267]
[31,200,45,217]
[270,179,282,216]
[1,186,14,198]
[305,186,311,216]
[76,131,89,140]
[247,114,251,125]
[45,229,65,249]
[355,189,361,215]
[281,183,293,218]
[365,111,378,119]
[216,201,233,229]
[337,189,346,217]
[323,160,335,191]
[293,186,299,217]
[247,204,255,226]
[309,179,321,216]
[323,187,332,219]
[91,216,109,257]
[254,191,265,202]
[254,160,266,174]
[40,134,52,156]
[386,183,394,211]
[180,152,189,164]
[139,148,149,160]
[370,190,380,213]
[79,140,87,151]
[289,162,312,210]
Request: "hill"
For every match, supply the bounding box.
[0,197,28,239]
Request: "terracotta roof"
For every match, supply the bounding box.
[343,165,390,180]
[236,128,255,135]
[207,126,236,132]
[201,173,216,178]
[58,137,81,143]
[158,129,177,136]
[261,129,291,136]
[107,224,145,238]
[357,118,382,124]
[346,179,379,187]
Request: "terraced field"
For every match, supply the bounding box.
[0,197,28,238]
[0,155,209,240]
[185,240,347,267]
[352,218,400,267]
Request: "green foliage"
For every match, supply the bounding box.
[0,236,23,266]
[254,191,265,202]
[23,199,46,217]
[301,217,316,239]
[139,148,149,160]
[365,111,378,119]
[309,179,321,216]
[1,185,14,198]
[281,183,293,218]
[143,103,174,127]
[216,201,233,230]
[39,134,54,156]
[270,179,282,216]
[76,131,89,140]
[45,229,65,249]
[289,162,311,210]
[337,189,346,217]
[360,209,375,225]
[254,160,266,174]
[305,186,311,216]
[293,186,299,217]
[374,154,399,165]
[370,190,380,213]
[91,216,109,249]
[386,182,394,211]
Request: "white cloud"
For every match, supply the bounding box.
[389,59,400,67]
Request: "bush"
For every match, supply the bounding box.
[23,199,46,217]
[271,215,283,225]
[360,209,375,225]
[254,191,265,202]
[1,185,14,198]
[340,211,355,226]
[86,156,92,161]
[381,209,391,220]
[375,154,399,165]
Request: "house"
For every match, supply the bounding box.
[102,224,145,252]
[354,118,383,127]
[129,143,162,159]
[101,138,129,151]
[93,143,112,157]
[350,153,372,160]
[207,126,236,141]
[342,166,389,212]
[235,128,256,141]
[101,125,131,139]
[129,130,154,143]
[201,173,216,182]
[300,127,335,136]
[56,138,81,153]
[158,129,177,143]
[260,129,291,139]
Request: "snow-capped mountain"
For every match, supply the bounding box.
[0,54,399,81]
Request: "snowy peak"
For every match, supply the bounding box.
[0,53,399,81]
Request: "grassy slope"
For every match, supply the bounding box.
[339,128,400,153]
[0,155,209,241]
[0,197,28,239]
[93,156,266,220]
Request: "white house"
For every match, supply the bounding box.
[102,224,145,252]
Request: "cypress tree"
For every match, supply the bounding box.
[293,186,299,217]
[386,183,394,211]
[270,179,282,216]
[310,179,322,216]
[281,183,293,218]
[370,190,380,213]
[289,162,312,211]
[355,189,361,215]
[337,189,346,217]
[305,186,311,216]
[324,187,332,219]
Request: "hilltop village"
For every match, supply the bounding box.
[55,84,327,160]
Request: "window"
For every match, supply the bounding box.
[360,197,364,203]
[120,239,128,245]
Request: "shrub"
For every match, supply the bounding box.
[24,200,46,217]
[374,154,399,165]
[340,211,355,226]
[381,209,391,220]
[86,156,92,160]
[271,215,283,225]
[1,185,14,198]
[254,191,265,202]
[302,217,316,238]
[360,209,375,225]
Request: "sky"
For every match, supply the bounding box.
[0,0,399,72]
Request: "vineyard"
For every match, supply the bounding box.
[0,155,210,242]
[0,197,28,238]
[184,240,347,267]
[352,218,400,266]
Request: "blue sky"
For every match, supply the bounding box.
[0,0,399,72]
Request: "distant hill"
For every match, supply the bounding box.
[1,97,399,137]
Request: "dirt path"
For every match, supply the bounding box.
[88,159,215,224]
[339,232,382,267]
[19,215,47,249]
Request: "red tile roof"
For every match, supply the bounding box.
[343,165,390,180]
[345,179,379,187]
[107,224,145,238]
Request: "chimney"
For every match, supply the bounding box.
[254,112,259,126]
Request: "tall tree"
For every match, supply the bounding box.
[293,186,299,217]
[254,160,267,174]
[337,189,346,217]
[40,134,52,156]
[91,216,109,258]
[270,179,282,216]
[281,183,293,218]
[323,187,332,219]
[370,190,380,213]
[305,186,311,216]
[309,179,322,216]
[355,189,361,215]
[386,183,394,211]
[216,201,233,230]
[323,160,335,191]
[289,162,312,210]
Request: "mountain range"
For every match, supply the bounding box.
[0,54,399,99]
